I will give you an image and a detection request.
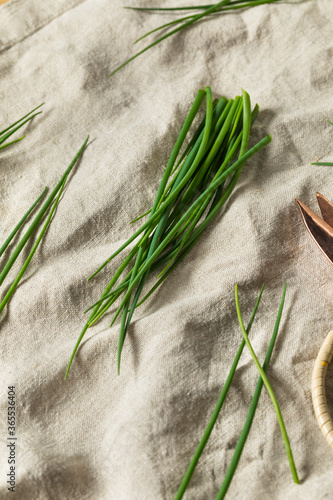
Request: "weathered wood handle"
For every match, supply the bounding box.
[311,331,333,449]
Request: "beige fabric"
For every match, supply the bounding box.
[1,0,333,498]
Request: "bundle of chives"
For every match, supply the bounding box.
[65,87,271,378]
[174,284,299,500]
[0,104,44,151]
[0,136,89,315]
[110,0,282,76]
[311,120,333,167]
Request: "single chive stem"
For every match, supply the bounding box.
[174,284,265,500]
[0,187,47,259]
[0,136,26,150]
[235,283,299,484]
[216,283,287,499]
[311,162,333,166]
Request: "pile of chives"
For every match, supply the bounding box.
[111,0,283,76]
[66,87,271,377]
[0,108,89,316]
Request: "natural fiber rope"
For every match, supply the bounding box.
[311,331,333,449]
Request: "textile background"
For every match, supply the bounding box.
[0,1,333,498]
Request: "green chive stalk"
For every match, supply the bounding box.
[66,87,271,378]
[235,284,299,484]
[110,0,282,76]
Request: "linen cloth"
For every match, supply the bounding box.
[0,0,333,498]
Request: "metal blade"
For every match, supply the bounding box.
[316,192,333,228]
[296,198,333,267]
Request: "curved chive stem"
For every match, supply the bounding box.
[216,282,287,499]
[235,283,299,484]
[0,181,66,315]
[0,136,26,151]
[311,162,333,166]
[0,187,47,259]
[174,284,265,500]
[0,136,89,288]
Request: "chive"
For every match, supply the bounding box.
[111,0,282,76]
[0,181,66,315]
[0,136,89,288]
[66,88,272,378]
[0,187,47,259]
[311,162,333,166]
[0,136,26,151]
[174,284,265,500]
[216,282,287,499]
[235,284,299,484]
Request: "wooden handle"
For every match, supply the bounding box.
[311,331,333,448]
